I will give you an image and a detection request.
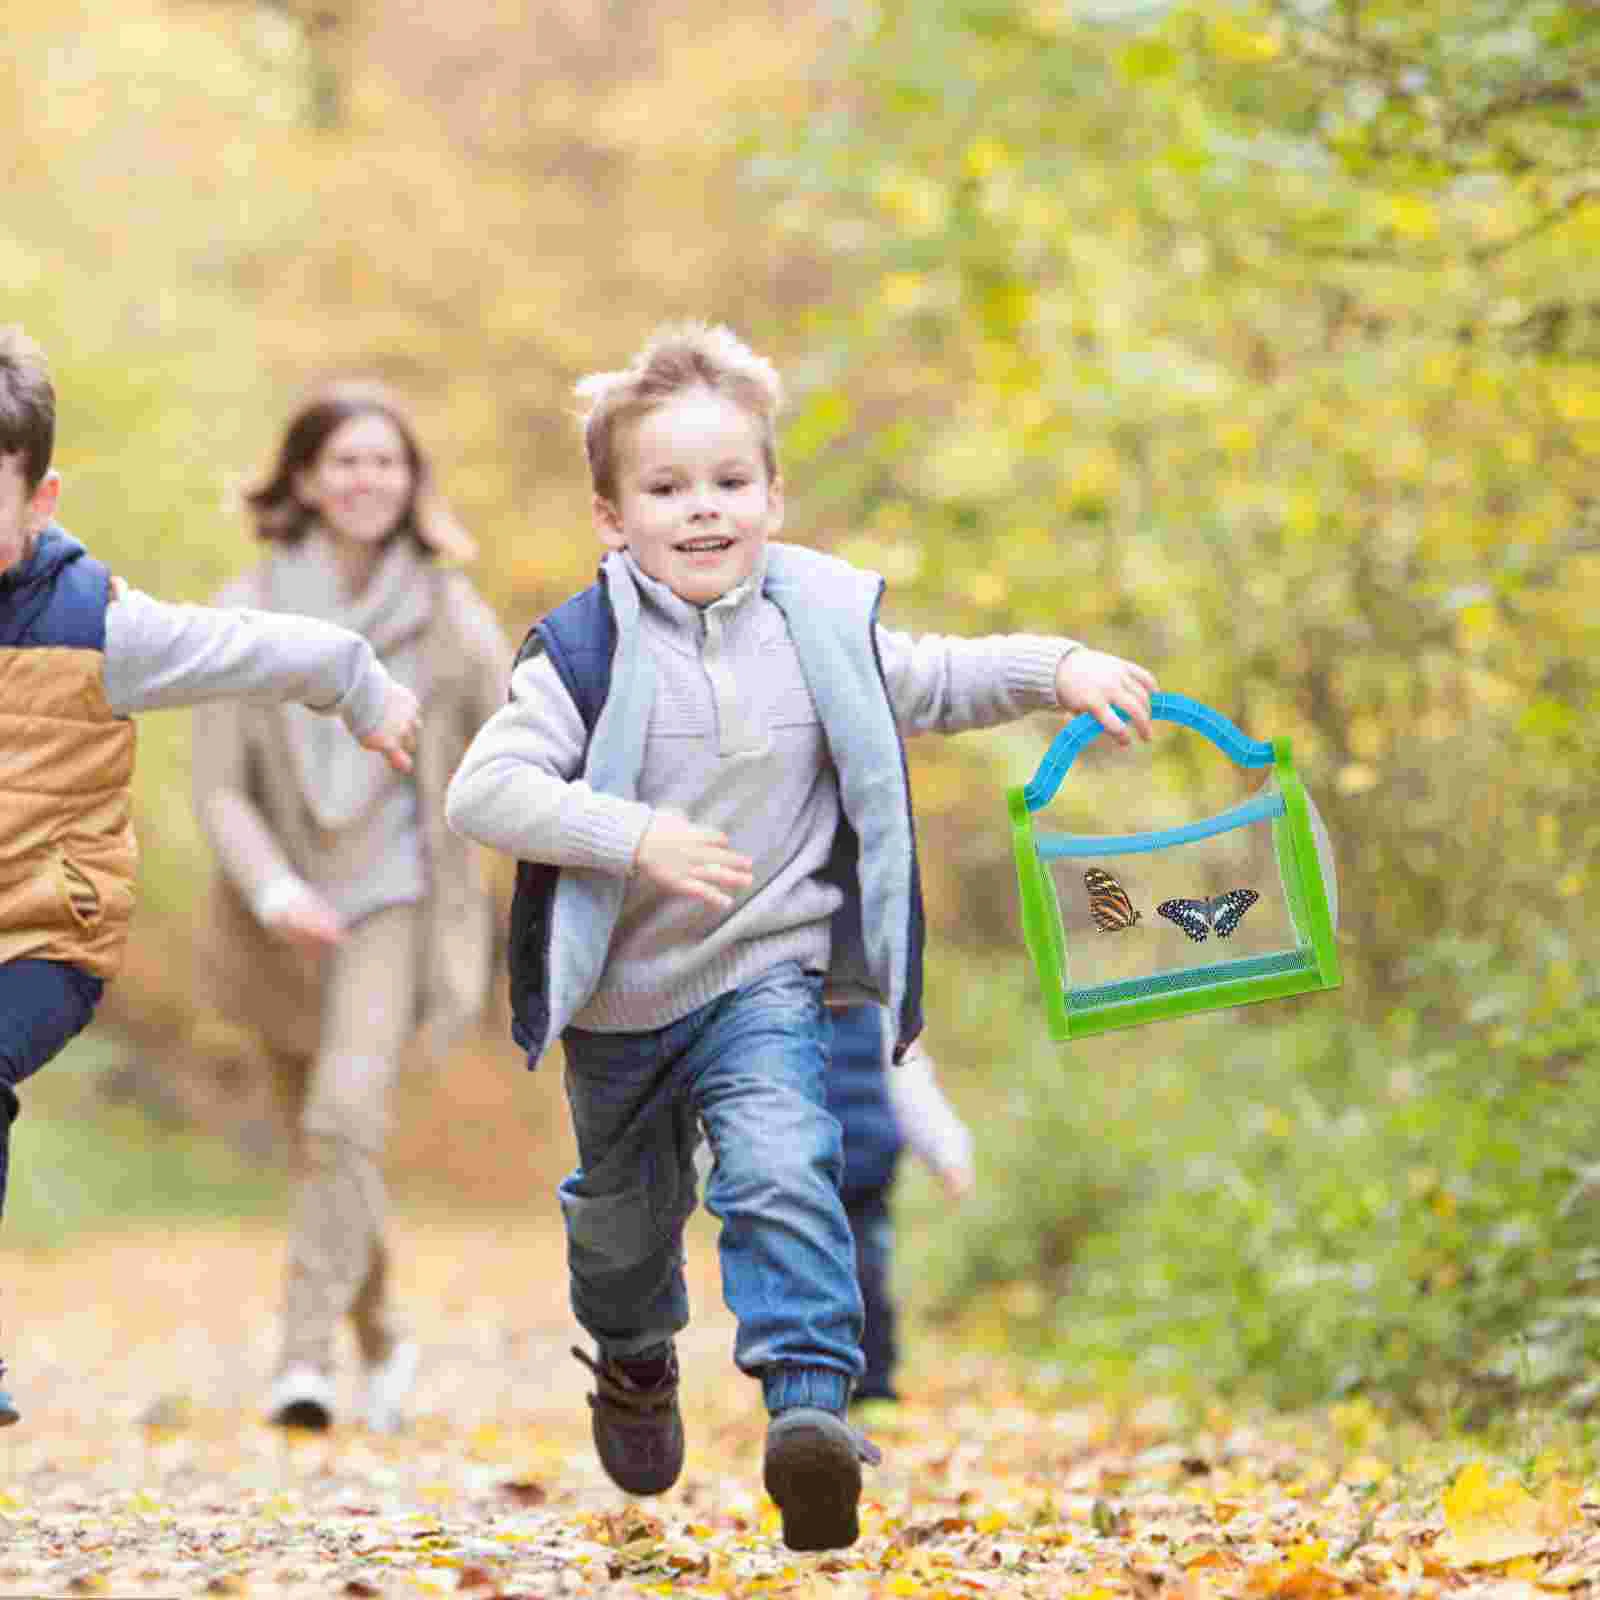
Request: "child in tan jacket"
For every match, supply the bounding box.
[0,325,420,1427]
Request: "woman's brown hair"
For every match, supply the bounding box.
[246,379,476,561]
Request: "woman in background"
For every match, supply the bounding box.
[193,381,511,1432]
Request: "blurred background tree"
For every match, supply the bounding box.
[744,0,1600,1409]
[751,0,1598,1022]
[3,0,832,1153]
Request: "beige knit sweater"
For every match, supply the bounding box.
[192,542,512,1063]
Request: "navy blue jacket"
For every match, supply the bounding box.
[0,528,110,649]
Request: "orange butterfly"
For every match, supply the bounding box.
[1084,867,1141,933]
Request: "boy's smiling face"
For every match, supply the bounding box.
[596,387,782,607]
[0,453,59,578]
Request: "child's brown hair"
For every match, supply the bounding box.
[0,326,56,490]
[575,322,783,503]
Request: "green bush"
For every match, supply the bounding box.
[5,1032,286,1250]
[902,952,1600,1415]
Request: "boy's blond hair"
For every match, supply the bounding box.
[575,322,783,503]
[0,325,56,490]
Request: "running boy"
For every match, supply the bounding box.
[0,326,421,1424]
[445,322,1156,1551]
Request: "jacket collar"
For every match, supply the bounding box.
[1,524,82,594]
[618,547,771,636]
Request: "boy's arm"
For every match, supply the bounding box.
[103,582,390,734]
[877,626,1158,744]
[443,649,652,872]
[875,625,1076,737]
[886,1039,976,1195]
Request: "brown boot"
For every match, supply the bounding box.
[763,1407,883,1551]
[571,1344,684,1496]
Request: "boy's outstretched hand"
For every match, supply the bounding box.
[360,680,423,773]
[939,1163,977,1202]
[636,812,755,911]
[1055,649,1158,745]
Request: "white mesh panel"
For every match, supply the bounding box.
[1304,787,1338,933]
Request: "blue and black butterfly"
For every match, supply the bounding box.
[1084,867,1141,933]
[1157,889,1259,943]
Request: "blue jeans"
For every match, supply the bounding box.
[560,962,864,1416]
[0,959,105,1219]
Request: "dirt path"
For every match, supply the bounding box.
[0,1211,1034,1598]
[3,1215,1597,1598]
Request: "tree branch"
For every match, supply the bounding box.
[1449,78,1591,140]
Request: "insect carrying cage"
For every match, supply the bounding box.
[1008,692,1341,1041]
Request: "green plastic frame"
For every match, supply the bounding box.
[1009,695,1342,1041]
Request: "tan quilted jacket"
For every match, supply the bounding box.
[0,638,139,979]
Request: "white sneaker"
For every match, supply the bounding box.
[363,1338,419,1434]
[268,1365,335,1430]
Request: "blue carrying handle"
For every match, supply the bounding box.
[1024,691,1274,812]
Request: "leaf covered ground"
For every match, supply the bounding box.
[3,1216,1599,1598]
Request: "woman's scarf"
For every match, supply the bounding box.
[267,530,432,832]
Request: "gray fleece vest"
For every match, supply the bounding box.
[507,543,926,1065]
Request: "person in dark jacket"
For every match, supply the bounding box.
[0,325,419,1427]
[827,1003,974,1410]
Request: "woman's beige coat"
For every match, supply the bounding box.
[193,556,512,1063]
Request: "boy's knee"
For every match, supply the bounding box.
[560,1171,672,1269]
[561,1131,698,1269]
[714,1116,843,1204]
